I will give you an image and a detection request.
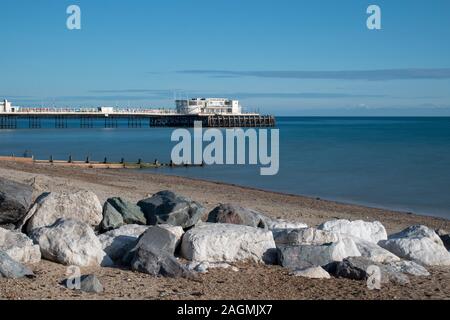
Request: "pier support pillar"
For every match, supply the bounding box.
[55,116,68,128]
[28,116,41,129]
[80,117,94,128]
[128,117,142,128]
[0,116,17,129]
[104,117,118,128]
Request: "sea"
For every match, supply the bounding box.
[1,117,449,219]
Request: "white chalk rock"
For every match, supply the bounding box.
[318,219,387,243]
[390,225,444,246]
[30,218,111,267]
[291,266,331,279]
[181,223,276,263]
[379,225,450,266]
[0,227,41,264]
[23,190,103,233]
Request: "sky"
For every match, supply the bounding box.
[1,0,450,116]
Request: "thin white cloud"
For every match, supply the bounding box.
[178,69,450,81]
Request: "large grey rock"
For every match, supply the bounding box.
[207,203,268,228]
[105,197,146,226]
[30,218,111,267]
[99,224,149,262]
[181,223,276,263]
[291,266,331,279]
[318,219,387,243]
[99,202,124,232]
[273,227,340,246]
[277,238,361,270]
[137,191,204,228]
[0,251,35,279]
[333,256,410,285]
[130,226,193,278]
[387,260,430,276]
[120,224,184,265]
[64,274,104,293]
[0,227,41,264]
[0,178,33,225]
[379,225,450,266]
[23,190,103,233]
[131,225,180,256]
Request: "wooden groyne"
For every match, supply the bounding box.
[0,155,204,169]
[0,114,276,129]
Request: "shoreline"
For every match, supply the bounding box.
[145,169,450,221]
[1,156,448,220]
[1,154,446,220]
[0,160,448,233]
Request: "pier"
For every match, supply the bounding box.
[0,108,275,129]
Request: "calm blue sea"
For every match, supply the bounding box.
[1,117,449,219]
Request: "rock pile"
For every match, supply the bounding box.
[1,176,449,290]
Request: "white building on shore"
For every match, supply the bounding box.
[0,99,16,113]
[175,98,242,115]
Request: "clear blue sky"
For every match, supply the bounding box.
[1,0,450,115]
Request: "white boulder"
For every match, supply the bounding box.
[379,225,450,266]
[318,219,387,243]
[181,223,276,263]
[30,218,111,267]
[389,225,444,246]
[0,227,41,264]
[23,190,103,233]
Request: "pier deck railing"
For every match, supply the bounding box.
[0,109,275,128]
